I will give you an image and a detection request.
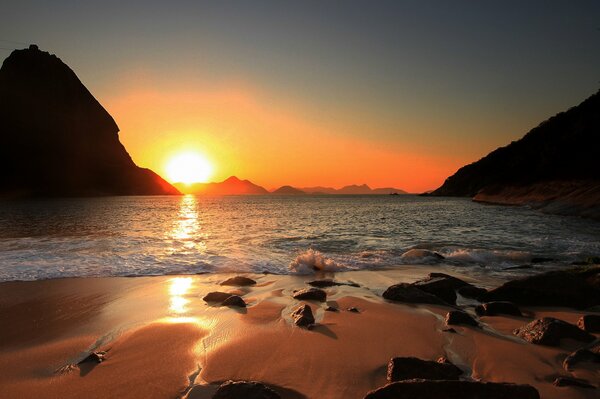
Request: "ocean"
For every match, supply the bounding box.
[0,195,599,281]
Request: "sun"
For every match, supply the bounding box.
[166,152,213,184]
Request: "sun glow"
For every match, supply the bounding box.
[166,152,213,184]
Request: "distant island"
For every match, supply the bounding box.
[431,90,600,219]
[175,176,407,195]
[0,46,180,197]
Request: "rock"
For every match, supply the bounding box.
[457,285,488,299]
[364,379,540,399]
[222,295,246,308]
[553,377,596,389]
[443,328,457,333]
[382,283,448,306]
[325,306,339,312]
[220,276,256,286]
[78,351,107,364]
[292,288,327,302]
[307,279,341,287]
[563,348,600,371]
[446,310,479,327]
[291,304,314,327]
[483,267,600,309]
[347,307,360,313]
[400,249,444,261]
[578,314,600,332]
[475,301,522,317]
[203,292,233,303]
[213,380,281,399]
[531,257,554,263]
[411,274,467,305]
[514,317,595,346]
[386,357,462,382]
[0,46,180,197]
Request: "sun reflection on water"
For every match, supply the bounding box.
[168,276,193,315]
[169,194,207,252]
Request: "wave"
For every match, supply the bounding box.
[289,248,344,274]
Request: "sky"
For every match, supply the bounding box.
[2,1,600,192]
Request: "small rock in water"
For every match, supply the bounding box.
[213,380,281,399]
[78,351,107,364]
[292,287,327,302]
[553,377,596,389]
[291,304,315,327]
[307,279,340,287]
[347,307,360,313]
[387,357,463,382]
[577,314,600,332]
[220,276,256,286]
[514,317,595,346]
[222,295,246,308]
[325,306,339,312]
[445,311,479,327]
[475,301,522,317]
[563,348,600,371]
[203,291,234,303]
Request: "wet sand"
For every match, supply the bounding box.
[0,268,597,399]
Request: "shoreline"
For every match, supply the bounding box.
[0,268,598,398]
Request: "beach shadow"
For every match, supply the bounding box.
[311,323,338,339]
[78,361,99,377]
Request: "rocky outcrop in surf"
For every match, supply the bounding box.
[0,46,180,197]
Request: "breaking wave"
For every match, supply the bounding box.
[289,249,344,274]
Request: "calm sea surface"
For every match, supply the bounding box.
[0,195,599,281]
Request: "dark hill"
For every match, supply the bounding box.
[0,45,180,196]
[271,185,306,195]
[432,90,600,218]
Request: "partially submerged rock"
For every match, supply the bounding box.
[364,379,540,399]
[78,351,107,364]
[325,306,339,312]
[400,248,445,261]
[553,377,596,389]
[291,304,315,327]
[203,291,234,304]
[220,276,257,286]
[386,357,462,382]
[514,317,595,346]
[563,348,600,371]
[382,283,448,306]
[446,310,479,327]
[412,273,475,305]
[484,266,600,308]
[475,301,522,317]
[292,287,327,302]
[347,307,360,313]
[578,314,600,332]
[213,380,281,399]
[222,295,246,308]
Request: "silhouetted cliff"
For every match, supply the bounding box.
[432,90,600,218]
[0,46,179,196]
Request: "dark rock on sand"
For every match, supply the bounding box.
[325,306,339,312]
[291,304,315,327]
[364,379,540,399]
[203,292,234,304]
[78,351,107,364]
[307,279,360,288]
[578,314,600,332]
[553,377,596,389]
[443,328,457,333]
[446,310,479,327]
[475,301,522,317]
[411,273,469,305]
[347,307,360,313]
[213,380,281,399]
[386,357,462,382]
[220,276,256,286]
[531,257,554,263]
[514,317,595,346]
[382,283,449,306]
[456,285,488,300]
[563,348,600,371]
[222,295,246,308]
[484,266,600,309]
[292,288,327,302]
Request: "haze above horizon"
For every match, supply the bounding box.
[2,1,600,192]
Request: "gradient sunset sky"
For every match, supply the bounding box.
[3,1,600,192]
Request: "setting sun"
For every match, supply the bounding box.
[166,152,213,184]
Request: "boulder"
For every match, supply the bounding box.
[364,379,540,399]
[553,377,596,389]
[382,283,448,306]
[400,249,444,261]
[213,380,281,399]
[483,267,600,309]
[457,285,488,300]
[577,314,600,332]
[292,288,327,302]
[514,317,595,346]
[446,311,479,327]
[412,273,476,305]
[291,304,314,327]
[563,348,600,371]
[386,357,462,382]
[475,301,522,317]
[222,295,246,308]
[203,292,233,304]
[220,276,256,286]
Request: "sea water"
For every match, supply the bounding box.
[0,195,599,281]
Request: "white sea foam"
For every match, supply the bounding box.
[289,249,343,274]
[442,248,531,266]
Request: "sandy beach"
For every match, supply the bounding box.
[0,267,598,399]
